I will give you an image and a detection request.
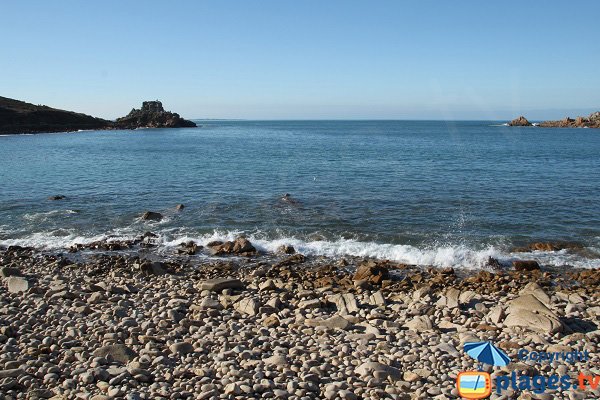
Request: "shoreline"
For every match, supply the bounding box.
[1,241,598,399]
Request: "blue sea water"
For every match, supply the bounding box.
[1,120,599,269]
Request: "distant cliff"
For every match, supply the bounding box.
[114,101,196,129]
[0,96,111,134]
[0,97,197,134]
[508,111,600,128]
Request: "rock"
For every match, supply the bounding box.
[538,111,600,128]
[258,279,277,291]
[7,276,29,293]
[210,237,257,255]
[508,116,532,126]
[368,290,386,306]
[404,315,434,332]
[0,267,22,278]
[199,278,244,292]
[224,383,241,395]
[487,306,505,325]
[353,261,389,285]
[354,362,402,382]
[328,293,359,314]
[198,297,223,310]
[141,211,163,221]
[504,294,563,333]
[139,261,166,276]
[92,344,136,364]
[520,282,551,305]
[175,204,185,210]
[277,245,296,254]
[234,298,260,316]
[48,195,66,200]
[436,287,460,308]
[435,343,459,357]
[513,260,540,271]
[305,315,350,330]
[169,342,194,356]
[0,368,26,379]
[298,298,321,309]
[114,101,196,129]
[264,354,288,366]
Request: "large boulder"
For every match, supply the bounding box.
[504,294,563,333]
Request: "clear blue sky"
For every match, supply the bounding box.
[1,1,599,120]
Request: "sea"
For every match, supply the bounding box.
[1,120,599,270]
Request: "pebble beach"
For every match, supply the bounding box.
[1,237,599,400]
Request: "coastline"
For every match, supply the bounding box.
[1,242,598,399]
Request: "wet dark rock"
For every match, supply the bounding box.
[513,260,541,272]
[513,241,584,253]
[178,241,200,255]
[114,101,196,129]
[141,211,163,221]
[277,245,296,255]
[48,195,66,200]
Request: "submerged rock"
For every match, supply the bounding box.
[141,211,163,221]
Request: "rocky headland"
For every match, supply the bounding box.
[508,111,600,128]
[0,237,598,399]
[0,97,111,135]
[0,97,196,134]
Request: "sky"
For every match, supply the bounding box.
[1,1,599,120]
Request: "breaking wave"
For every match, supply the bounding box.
[1,228,599,270]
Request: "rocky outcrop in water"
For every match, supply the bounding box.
[0,96,111,134]
[508,111,600,128]
[539,112,600,128]
[508,116,532,126]
[114,101,196,129]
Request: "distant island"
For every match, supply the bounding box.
[508,111,600,128]
[0,97,196,134]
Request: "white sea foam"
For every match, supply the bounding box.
[2,229,599,270]
[23,209,79,221]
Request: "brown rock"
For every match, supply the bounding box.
[353,261,389,285]
[513,260,540,272]
[508,116,532,126]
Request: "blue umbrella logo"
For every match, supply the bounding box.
[464,341,511,367]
